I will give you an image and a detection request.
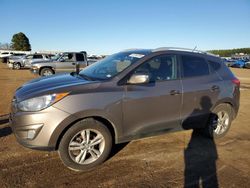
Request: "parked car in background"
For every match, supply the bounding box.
[87,56,102,65]
[10,47,240,171]
[30,52,88,76]
[244,61,250,69]
[0,51,13,58]
[8,54,51,69]
[7,53,27,63]
[222,58,235,67]
[231,59,246,68]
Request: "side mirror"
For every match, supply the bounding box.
[128,73,149,84]
[60,58,65,62]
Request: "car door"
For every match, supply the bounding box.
[56,53,76,73]
[180,55,221,129]
[122,54,182,139]
[75,53,87,70]
[23,55,33,67]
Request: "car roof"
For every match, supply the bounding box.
[152,47,219,58]
[121,47,218,58]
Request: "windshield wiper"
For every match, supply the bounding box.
[78,73,97,81]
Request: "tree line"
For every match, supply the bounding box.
[208,48,250,57]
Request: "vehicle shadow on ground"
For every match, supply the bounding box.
[0,118,9,125]
[183,96,219,188]
[0,114,12,137]
[109,142,129,158]
[184,130,219,188]
[0,126,12,138]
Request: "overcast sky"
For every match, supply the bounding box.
[1,0,250,54]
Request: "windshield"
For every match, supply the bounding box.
[51,54,61,61]
[79,51,151,80]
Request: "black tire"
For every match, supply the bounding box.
[13,62,21,70]
[58,118,112,172]
[40,67,54,76]
[202,104,233,139]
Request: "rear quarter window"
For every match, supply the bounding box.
[208,60,221,71]
[181,55,209,78]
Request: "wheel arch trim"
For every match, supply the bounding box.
[48,112,119,150]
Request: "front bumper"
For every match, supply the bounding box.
[9,106,71,150]
[7,62,13,68]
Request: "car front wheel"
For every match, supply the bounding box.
[13,62,21,70]
[40,68,54,76]
[58,118,112,171]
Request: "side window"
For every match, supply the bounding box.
[33,54,43,59]
[133,55,177,82]
[26,55,33,59]
[61,53,74,62]
[181,55,209,78]
[76,53,85,61]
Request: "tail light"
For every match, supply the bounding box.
[232,78,240,87]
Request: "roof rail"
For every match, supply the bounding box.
[153,47,218,57]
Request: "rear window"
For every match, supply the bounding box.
[14,53,26,56]
[33,54,43,59]
[76,53,85,61]
[181,55,209,78]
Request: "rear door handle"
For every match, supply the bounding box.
[170,90,180,95]
[72,63,76,65]
[211,85,220,92]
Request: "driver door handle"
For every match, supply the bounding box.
[211,85,220,92]
[170,90,180,95]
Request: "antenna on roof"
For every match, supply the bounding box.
[192,46,197,52]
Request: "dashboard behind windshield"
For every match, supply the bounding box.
[79,50,151,80]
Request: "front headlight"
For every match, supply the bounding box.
[17,93,69,112]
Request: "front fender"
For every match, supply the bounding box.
[48,109,122,149]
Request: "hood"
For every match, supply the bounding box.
[15,73,99,102]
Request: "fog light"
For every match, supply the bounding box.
[15,123,43,140]
[27,130,36,140]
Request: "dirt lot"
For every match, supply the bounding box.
[0,63,250,188]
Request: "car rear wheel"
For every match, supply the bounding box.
[40,68,54,76]
[58,118,112,171]
[13,62,21,70]
[203,104,233,138]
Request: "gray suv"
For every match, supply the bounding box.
[10,47,240,171]
[8,54,51,69]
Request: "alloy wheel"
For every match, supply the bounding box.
[214,111,230,135]
[68,129,105,165]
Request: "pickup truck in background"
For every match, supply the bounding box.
[30,52,89,76]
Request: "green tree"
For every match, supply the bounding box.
[11,32,31,51]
